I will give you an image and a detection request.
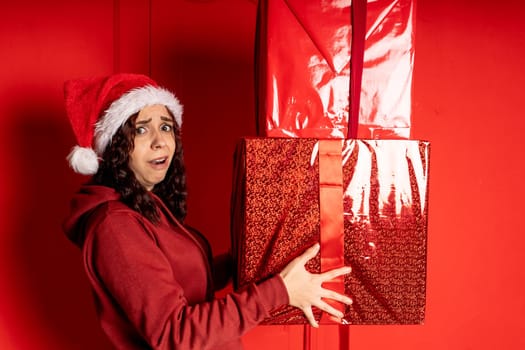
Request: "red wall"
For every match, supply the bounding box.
[1,0,524,349]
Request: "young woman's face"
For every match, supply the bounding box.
[129,104,176,191]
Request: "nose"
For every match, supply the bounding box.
[151,130,167,149]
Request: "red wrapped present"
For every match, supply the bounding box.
[231,138,429,324]
[255,0,415,139]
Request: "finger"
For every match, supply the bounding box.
[328,315,343,324]
[320,289,353,305]
[298,243,320,264]
[313,300,344,319]
[303,307,319,328]
[319,266,352,281]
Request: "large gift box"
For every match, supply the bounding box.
[255,0,415,139]
[231,137,429,324]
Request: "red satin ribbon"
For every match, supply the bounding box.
[318,140,345,324]
[349,0,367,139]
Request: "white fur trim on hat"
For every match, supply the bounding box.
[67,145,99,175]
[94,85,183,155]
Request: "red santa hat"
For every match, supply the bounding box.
[64,73,183,175]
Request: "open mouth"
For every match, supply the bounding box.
[150,157,168,165]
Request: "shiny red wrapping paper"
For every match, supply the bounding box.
[255,0,415,139]
[231,138,429,324]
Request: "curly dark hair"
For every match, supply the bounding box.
[92,112,187,224]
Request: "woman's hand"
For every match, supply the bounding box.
[279,243,352,328]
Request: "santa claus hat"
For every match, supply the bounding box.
[64,73,183,175]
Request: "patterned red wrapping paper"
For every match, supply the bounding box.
[255,0,415,139]
[231,138,429,324]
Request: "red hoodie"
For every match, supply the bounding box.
[63,185,289,350]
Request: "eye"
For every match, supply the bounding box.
[161,123,173,132]
[135,126,147,135]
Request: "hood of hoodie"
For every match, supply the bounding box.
[63,184,121,247]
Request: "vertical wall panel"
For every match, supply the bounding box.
[150,0,259,254]
[0,1,116,349]
[0,0,524,349]
[116,0,152,74]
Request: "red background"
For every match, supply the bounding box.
[1,0,524,349]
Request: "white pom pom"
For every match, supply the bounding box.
[67,146,99,175]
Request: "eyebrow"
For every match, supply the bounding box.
[161,116,174,123]
[136,118,152,125]
[135,116,174,125]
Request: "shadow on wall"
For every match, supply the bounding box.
[156,48,258,254]
[10,100,113,350]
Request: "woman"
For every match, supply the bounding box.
[63,74,352,349]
